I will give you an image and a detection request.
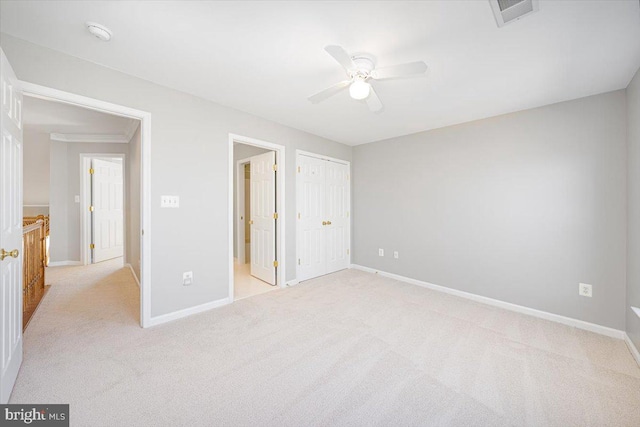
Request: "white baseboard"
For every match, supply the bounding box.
[286,279,300,287]
[147,297,231,327]
[625,334,640,367]
[47,261,82,267]
[350,264,625,340]
[124,263,140,288]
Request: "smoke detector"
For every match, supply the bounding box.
[86,22,112,41]
[489,0,539,28]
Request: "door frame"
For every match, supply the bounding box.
[235,156,252,265]
[20,81,153,328]
[80,154,126,265]
[228,134,286,302]
[295,150,352,282]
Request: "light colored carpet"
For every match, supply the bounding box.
[10,259,640,426]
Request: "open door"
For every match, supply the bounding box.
[0,48,23,404]
[91,158,124,263]
[250,151,276,285]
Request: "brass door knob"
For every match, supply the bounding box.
[322,221,327,226]
[326,221,332,225]
[0,249,19,261]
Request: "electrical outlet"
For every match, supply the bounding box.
[378,248,384,257]
[579,283,592,297]
[161,195,180,208]
[393,251,399,259]
[74,195,80,203]
[183,271,193,286]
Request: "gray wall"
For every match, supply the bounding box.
[48,141,67,262]
[23,129,50,205]
[49,140,127,262]
[627,67,640,348]
[232,143,269,259]
[127,124,141,280]
[353,91,628,329]
[0,34,352,318]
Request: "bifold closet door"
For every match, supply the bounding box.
[324,161,349,274]
[297,155,325,281]
[297,155,350,282]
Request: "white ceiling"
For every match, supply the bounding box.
[3,1,640,146]
[23,96,138,137]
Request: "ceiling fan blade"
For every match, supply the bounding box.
[371,61,428,80]
[366,86,383,113]
[308,80,352,104]
[324,45,356,71]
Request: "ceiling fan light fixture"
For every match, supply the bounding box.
[349,80,370,100]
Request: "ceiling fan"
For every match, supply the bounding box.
[308,45,428,112]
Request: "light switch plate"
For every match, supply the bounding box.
[161,195,180,208]
[183,271,193,286]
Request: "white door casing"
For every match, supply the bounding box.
[296,152,351,282]
[0,48,23,404]
[91,158,124,263]
[250,151,276,285]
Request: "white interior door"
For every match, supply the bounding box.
[296,154,351,282]
[297,155,326,281]
[92,158,124,263]
[0,48,23,404]
[250,151,276,285]
[324,161,350,274]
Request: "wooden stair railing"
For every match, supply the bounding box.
[22,219,47,330]
[23,215,49,266]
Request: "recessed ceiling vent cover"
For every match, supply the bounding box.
[489,0,539,27]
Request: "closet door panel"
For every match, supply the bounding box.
[297,156,325,281]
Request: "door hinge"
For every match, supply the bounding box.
[347,211,349,217]
[298,258,301,265]
[347,174,350,180]
[273,164,278,172]
[297,166,300,173]
[90,243,95,250]
[89,205,95,212]
[297,212,301,219]
[273,213,278,220]
[273,260,278,268]
[347,249,350,255]
[89,168,94,175]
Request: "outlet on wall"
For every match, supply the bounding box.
[579,283,592,297]
[378,248,384,257]
[393,251,399,259]
[183,271,193,286]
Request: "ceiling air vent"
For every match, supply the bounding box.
[489,0,539,27]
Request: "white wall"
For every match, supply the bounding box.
[627,66,640,349]
[0,34,352,318]
[353,90,628,330]
[23,128,50,205]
